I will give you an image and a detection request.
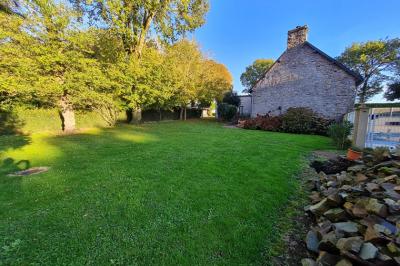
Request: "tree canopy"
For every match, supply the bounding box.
[66,0,210,123]
[384,82,400,101]
[337,39,400,103]
[69,0,209,58]
[0,0,232,132]
[240,59,274,92]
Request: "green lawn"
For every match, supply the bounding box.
[0,120,331,265]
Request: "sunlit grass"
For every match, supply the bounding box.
[0,120,332,265]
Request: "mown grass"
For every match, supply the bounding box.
[0,120,332,265]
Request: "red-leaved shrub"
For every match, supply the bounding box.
[241,108,333,135]
[243,115,282,131]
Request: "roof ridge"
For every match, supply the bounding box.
[249,42,363,93]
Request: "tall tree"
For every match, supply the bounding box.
[71,0,209,58]
[221,91,240,107]
[0,8,32,111]
[337,39,400,103]
[384,82,400,101]
[240,59,274,92]
[70,0,209,122]
[197,59,232,105]
[165,39,203,120]
[0,0,120,132]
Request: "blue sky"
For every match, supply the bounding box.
[193,0,400,102]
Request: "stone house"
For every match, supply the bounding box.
[248,25,363,120]
[238,95,252,116]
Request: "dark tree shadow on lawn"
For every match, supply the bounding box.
[0,110,25,135]
[0,134,31,152]
[0,133,31,178]
[0,157,30,176]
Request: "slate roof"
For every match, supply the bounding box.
[249,41,363,93]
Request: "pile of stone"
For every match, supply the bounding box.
[303,152,400,266]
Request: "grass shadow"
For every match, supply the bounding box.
[0,134,31,152]
[0,110,25,135]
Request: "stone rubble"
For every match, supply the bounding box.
[303,152,400,265]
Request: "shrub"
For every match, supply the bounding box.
[371,146,391,162]
[243,115,282,131]
[217,103,237,121]
[281,107,331,135]
[260,116,282,131]
[222,91,241,107]
[327,121,353,150]
[311,116,333,136]
[242,118,257,129]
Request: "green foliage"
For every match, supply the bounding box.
[197,59,233,104]
[371,146,391,162]
[0,2,122,131]
[164,40,203,109]
[327,121,353,150]
[67,0,211,121]
[337,39,400,103]
[0,11,34,110]
[8,107,110,133]
[0,0,231,128]
[222,91,240,107]
[240,59,274,92]
[217,103,237,121]
[281,107,331,135]
[0,121,332,265]
[0,109,24,135]
[384,82,400,101]
[70,0,209,57]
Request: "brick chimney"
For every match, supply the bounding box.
[287,25,308,49]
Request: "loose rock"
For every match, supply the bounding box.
[333,222,359,235]
[365,198,388,217]
[359,242,378,260]
[301,258,317,266]
[335,258,353,266]
[306,230,320,253]
[303,154,400,264]
[336,236,363,253]
[316,251,341,265]
[323,208,347,222]
[309,198,331,216]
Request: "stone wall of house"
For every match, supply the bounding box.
[251,44,357,119]
[239,95,252,116]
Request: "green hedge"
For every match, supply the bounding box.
[2,107,203,134]
[10,107,110,133]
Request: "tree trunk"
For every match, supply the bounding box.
[359,83,366,103]
[134,12,155,58]
[358,78,369,103]
[180,107,184,120]
[126,108,133,123]
[131,107,142,124]
[159,108,162,121]
[59,95,75,133]
[184,107,187,121]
